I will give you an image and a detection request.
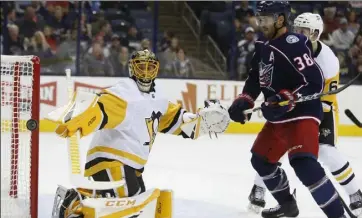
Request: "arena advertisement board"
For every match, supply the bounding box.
[37,76,362,136]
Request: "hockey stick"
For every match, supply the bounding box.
[345,109,362,128]
[244,72,361,114]
[337,190,358,218]
[64,69,125,190]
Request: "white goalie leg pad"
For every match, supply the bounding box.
[180,100,230,139]
[81,188,160,218]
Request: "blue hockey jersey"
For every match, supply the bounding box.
[243,32,324,123]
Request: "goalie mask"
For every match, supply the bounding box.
[129,49,160,93]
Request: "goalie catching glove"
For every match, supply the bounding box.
[180,100,230,139]
[46,91,125,138]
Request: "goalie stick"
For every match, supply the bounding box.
[345,109,362,128]
[244,72,361,114]
[64,69,125,190]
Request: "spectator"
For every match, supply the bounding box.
[82,42,114,76]
[347,10,360,35]
[234,18,244,43]
[112,46,130,77]
[46,1,69,14]
[127,26,143,50]
[7,8,16,25]
[14,1,31,14]
[320,7,339,43]
[172,48,194,78]
[70,13,92,43]
[161,36,180,70]
[237,27,256,79]
[349,29,362,78]
[47,6,70,43]
[88,35,110,57]
[91,11,106,36]
[3,24,24,55]
[331,17,356,50]
[80,13,92,41]
[110,34,122,55]
[18,5,44,38]
[57,29,81,59]
[349,1,362,13]
[43,26,57,53]
[141,39,151,50]
[96,20,112,44]
[26,31,53,58]
[159,31,174,52]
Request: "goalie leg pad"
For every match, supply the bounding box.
[82,188,161,218]
[85,158,145,198]
[155,190,173,218]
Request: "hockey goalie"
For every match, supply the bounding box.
[47,49,230,218]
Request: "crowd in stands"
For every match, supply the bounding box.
[188,1,362,83]
[1,1,362,83]
[1,1,193,78]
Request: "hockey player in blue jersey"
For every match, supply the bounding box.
[228,1,347,218]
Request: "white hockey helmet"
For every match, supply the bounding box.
[293,13,324,41]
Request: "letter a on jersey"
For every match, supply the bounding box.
[269,51,274,62]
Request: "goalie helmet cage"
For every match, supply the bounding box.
[1,55,40,218]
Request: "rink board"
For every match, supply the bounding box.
[8,76,362,136]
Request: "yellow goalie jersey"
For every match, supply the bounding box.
[85,78,186,170]
[314,41,340,112]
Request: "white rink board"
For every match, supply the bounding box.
[38,76,362,125]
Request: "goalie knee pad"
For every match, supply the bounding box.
[85,158,145,198]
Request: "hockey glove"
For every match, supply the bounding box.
[228,94,254,124]
[261,90,296,120]
[180,100,230,139]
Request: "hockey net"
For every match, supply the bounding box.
[1,55,40,218]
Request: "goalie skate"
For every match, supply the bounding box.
[247,185,266,214]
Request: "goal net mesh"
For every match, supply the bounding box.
[1,55,39,217]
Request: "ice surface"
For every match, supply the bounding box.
[38,133,362,218]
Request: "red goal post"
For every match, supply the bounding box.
[1,55,40,217]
